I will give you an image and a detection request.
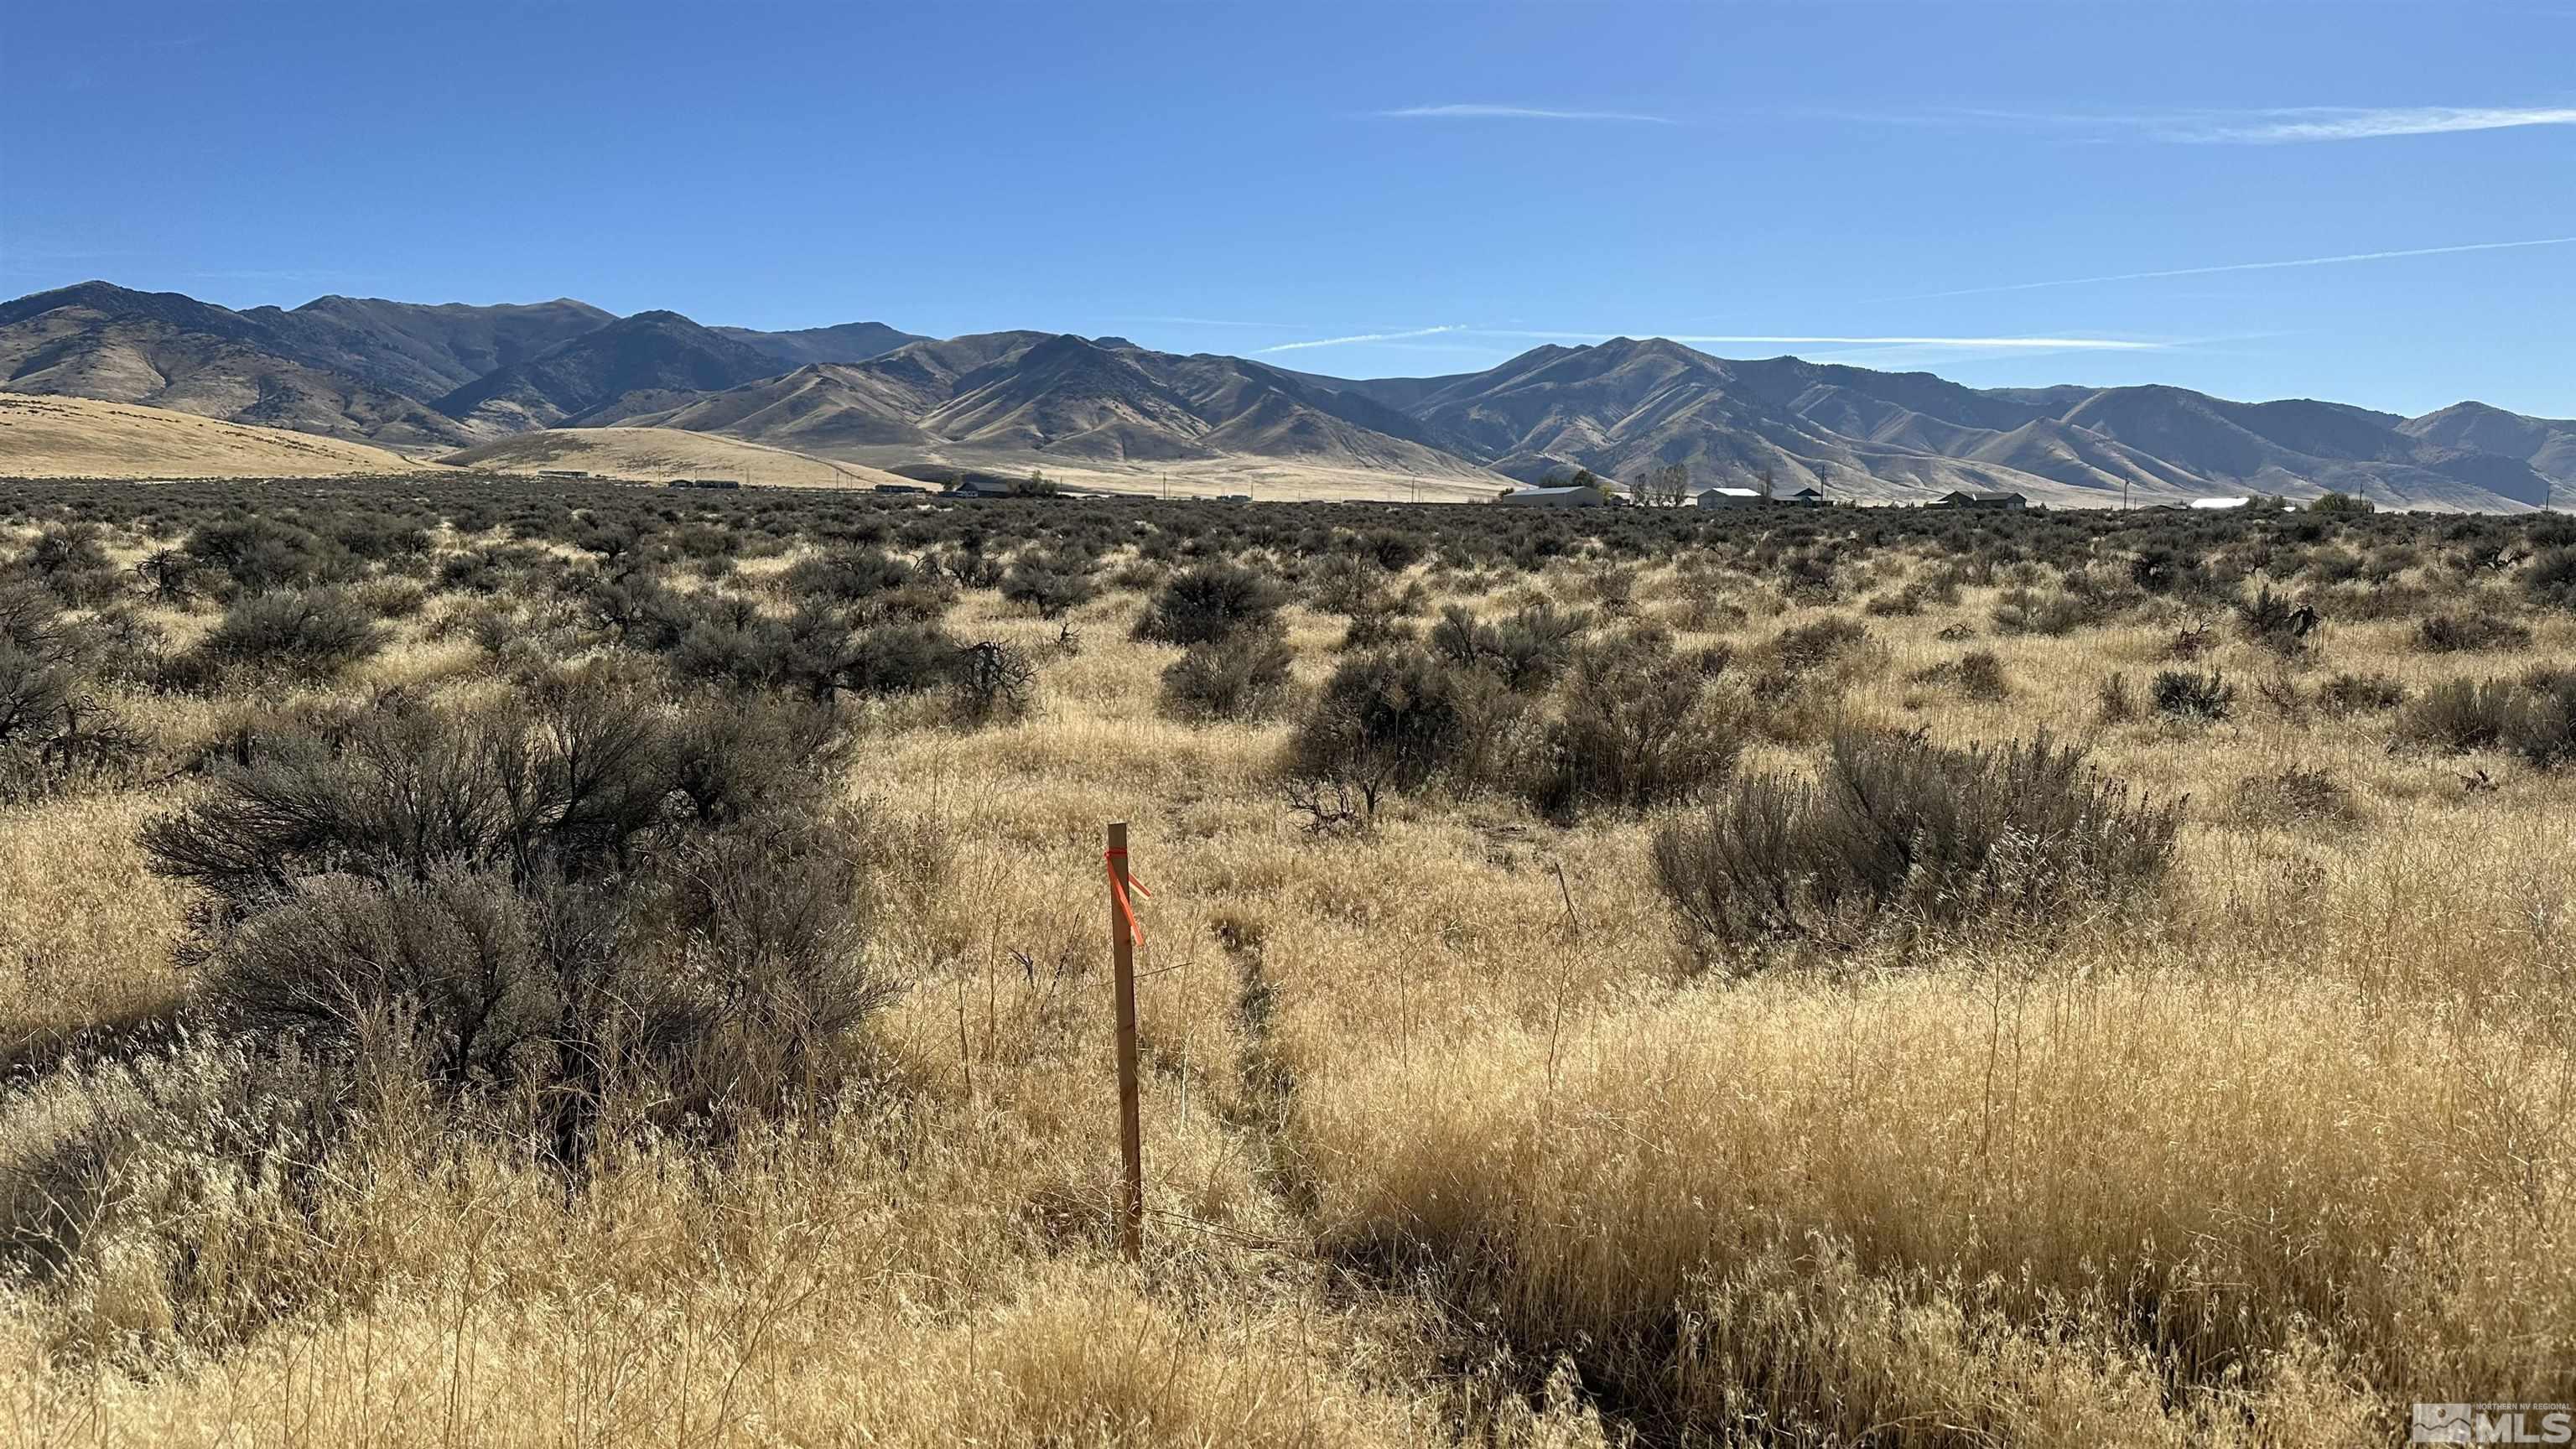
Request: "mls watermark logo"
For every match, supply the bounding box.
[2413,1404,2576,1444]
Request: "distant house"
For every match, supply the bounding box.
[1498,484,1610,508]
[693,478,741,491]
[1938,489,2027,510]
[2189,496,2252,512]
[952,477,1054,500]
[538,468,590,480]
[1697,484,1826,508]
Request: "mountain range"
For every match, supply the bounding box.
[3,280,2570,510]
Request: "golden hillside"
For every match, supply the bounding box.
[439,426,920,489]
[0,392,421,477]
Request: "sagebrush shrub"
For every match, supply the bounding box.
[1768,615,1872,673]
[1305,553,1387,615]
[1339,597,1415,651]
[2152,668,2235,723]
[948,640,1039,726]
[1518,633,1743,821]
[2523,548,2576,610]
[1135,563,1284,646]
[2318,672,2407,715]
[1991,587,2101,637]
[1427,602,1591,691]
[144,673,890,1166]
[1954,650,2009,701]
[0,642,73,748]
[23,525,121,605]
[2405,678,2516,755]
[2236,585,2314,653]
[844,623,961,697]
[133,548,202,604]
[177,588,382,686]
[2231,765,2357,828]
[782,548,914,605]
[1000,550,1098,620]
[184,517,351,595]
[2417,611,2532,653]
[2128,545,2208,596]
[1281,649,1514,816]
[1652,727,2180,963]
[2498,671,2576,768]
[1161,630,1295,723]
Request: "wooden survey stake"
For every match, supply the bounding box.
[1106,822,1144,1262]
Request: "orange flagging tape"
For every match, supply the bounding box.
[1104,847,1154,945]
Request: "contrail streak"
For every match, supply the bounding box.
[1893,236,2576,301]
[1258,325,1462,353]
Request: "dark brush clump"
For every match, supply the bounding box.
[1652,727,2179,968]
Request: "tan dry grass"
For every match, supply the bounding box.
[435,427,922,491]
[0,393,420,479]
[5,544,2573,1444]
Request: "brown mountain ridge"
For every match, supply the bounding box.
[1,281,2568,509]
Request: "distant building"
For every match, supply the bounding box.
[1937,489,2027,510]
[1498,484,1610,507]
[947,478,1030,500]
[2190,496,2252,511]
[1696,484,1826,508]
[874,483,932,496]
[693,478,741,491]
[538,469,590,479]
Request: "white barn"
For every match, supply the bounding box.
[1696,487,1764,509]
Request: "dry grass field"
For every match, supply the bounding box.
[0,477,2571,1446]
[815,447,1514,503]
[0,396,423,479]
[437,427,923,490]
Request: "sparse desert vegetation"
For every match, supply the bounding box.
[3,475,2573,1446]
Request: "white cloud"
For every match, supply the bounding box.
[1257,325,1463,354]
[1893,236,2576,300]
[1880,102,2576,144]
[2167,105,2576,143]
[1377,104,1674,124]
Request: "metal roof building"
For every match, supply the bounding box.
[1497,484,1612,507]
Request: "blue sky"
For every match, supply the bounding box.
[3,0,2570,416]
